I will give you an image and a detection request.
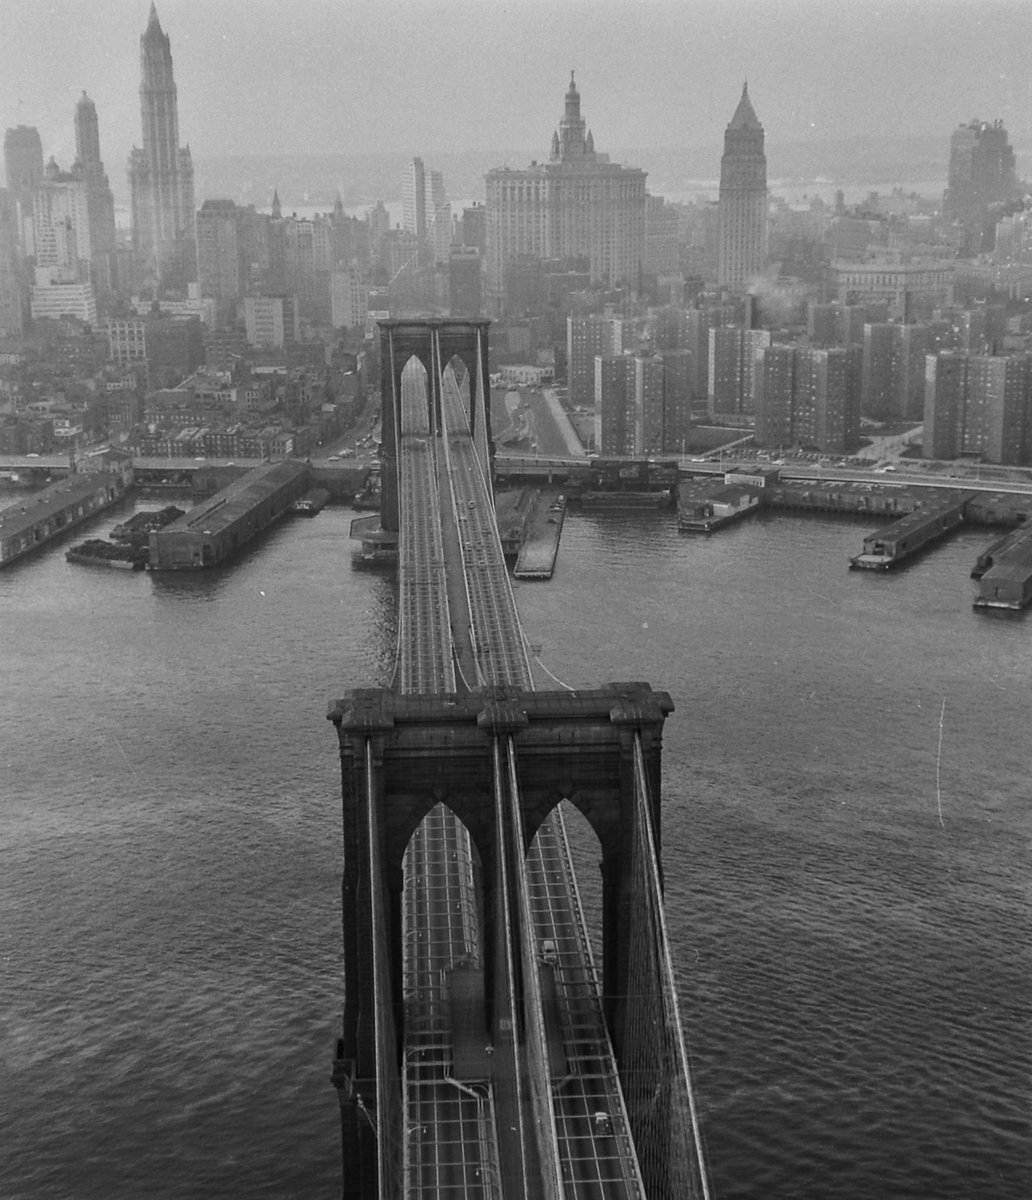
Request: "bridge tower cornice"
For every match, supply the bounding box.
[331,683,675,1065]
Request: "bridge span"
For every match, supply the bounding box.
[329,319,710,1200]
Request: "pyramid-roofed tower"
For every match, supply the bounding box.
[718,83,769,290]
[728,82,762,130]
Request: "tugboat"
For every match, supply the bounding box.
[290,487,330,516]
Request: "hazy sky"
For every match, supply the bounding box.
[4,0,1031,174]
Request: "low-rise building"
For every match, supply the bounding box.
[829,255,954,318]
[498,364,554,387]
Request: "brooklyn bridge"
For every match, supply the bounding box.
[328,319,710,1200]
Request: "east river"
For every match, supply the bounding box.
[2,492,1029,1199]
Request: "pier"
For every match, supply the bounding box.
[849,495,972,570]
[513,491,566,579]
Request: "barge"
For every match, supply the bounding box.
[574,489,673,510]
[111,505,185,542]
[66,538,146,570]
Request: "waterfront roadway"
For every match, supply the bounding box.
[494,448,1032,499]
[748,461,1032,497]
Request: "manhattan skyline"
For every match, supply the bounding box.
[2,0,1031,179]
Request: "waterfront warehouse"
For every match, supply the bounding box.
[849,494,970,570]
[148,460,308,570]
[974,522,1032,609]
[0,471,130,567]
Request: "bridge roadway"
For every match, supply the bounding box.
[395,361,644,1198]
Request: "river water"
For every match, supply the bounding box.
[1,493,1029,1199]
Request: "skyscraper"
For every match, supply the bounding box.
[402,158,428,247]
[0,189,24,336]
[943,119,1019,244]
[923,351,969,460]
[196,199,244,316]
[33,161,91,272]
[29,159,98,325]
[717,84,769,289]
[426,169,452,266]
[74,96,101,175]
[595,351,684,456]
[755,344,860,453]
[4,126,44,256]
[400,157,450,310]
[448,247,482,317]
[984,355,1032,465]
[595,354,634,455]
[128,4,195,293]
[73,93,117,293]
[402,158,452,264]
[708,325,769,417]
[567,313,627,407]
[686,302,738,400]
[485,75,647,309]
[3,126,44,207]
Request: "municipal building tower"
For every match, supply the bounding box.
[485,74,647,310]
